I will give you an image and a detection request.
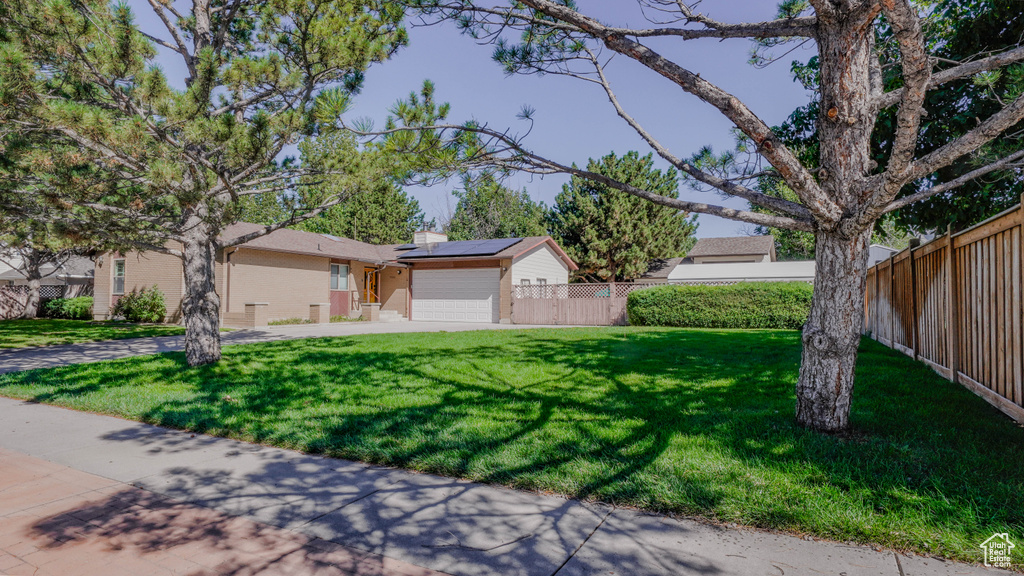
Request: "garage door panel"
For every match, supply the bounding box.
[411,269,500,323]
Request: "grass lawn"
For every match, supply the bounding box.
[0,327,1021,565]
[0,319,185,348]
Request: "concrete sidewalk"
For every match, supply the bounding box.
[0,322,573,374]
[0,397,999,576]
[0,448,447,576]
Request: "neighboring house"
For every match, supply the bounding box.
[868,244,899,266]
[0,255,18,278]
[686,236,776,264]
[0,255,95,291]
[93,225,576,326]
[643,235,816,284]
[665,260,816,283]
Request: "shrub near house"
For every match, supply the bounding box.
[42,297,94,321]
[111,286,166,323]
[627,282,813,329]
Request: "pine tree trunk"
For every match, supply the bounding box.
[181,224,221,367]
[19,275,41,319]
[795,228,872,432]
[19,255,43,319]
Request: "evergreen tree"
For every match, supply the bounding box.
[296,180,426,244]
[446,173,547,240]
[0,0,407,365]
[549,152,698,282]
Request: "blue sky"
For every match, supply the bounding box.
[132,1,816,238]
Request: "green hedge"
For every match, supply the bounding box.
[627,282,813,329]
[42,297,94,320]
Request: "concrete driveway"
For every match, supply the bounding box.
[0,321,577,374]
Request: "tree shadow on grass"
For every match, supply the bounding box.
[5,327,1024,563]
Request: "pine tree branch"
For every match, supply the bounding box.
[507,0,839,225]
[347,121,815,232]
[875,45,1024,110]
[880,0,931,186]
[882,148,1024,214]
[413,1,817,40]
[905,92,1024,184]
[144,0,195,79]
[582,48,812,220]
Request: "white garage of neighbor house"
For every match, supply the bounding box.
[397,232,577,323]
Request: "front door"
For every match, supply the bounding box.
[364,269,379,304]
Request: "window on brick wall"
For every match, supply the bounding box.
[113,259,126,294]
[330,264,349,290]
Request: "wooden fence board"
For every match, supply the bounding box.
[864,203,1024,424]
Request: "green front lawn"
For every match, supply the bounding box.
[0,327,1021,565]
[0,319,185,348]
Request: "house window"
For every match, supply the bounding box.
[521,279,531,285]
[113,259,126,294]
[537,279,547,285]
[330,264,349,290]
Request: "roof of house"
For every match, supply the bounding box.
[221,224,578,269]
[686,236,775,258]
[641,257,686,279]
[222,223,399,264]
[396,236,578,270]
[0,255,94,281]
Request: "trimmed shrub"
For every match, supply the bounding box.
[42,297,94,320]
[111,286,166,323]
[627,282,813,329]
[268,317,311,326]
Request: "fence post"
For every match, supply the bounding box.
[874,262,880,341]
[946,224,959,383]
[910,245,918,359]
[608,281,615,325]
[889,253,896,348]
[1019,196,1024,403]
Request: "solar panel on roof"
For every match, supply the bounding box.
[394,243,418,250]
[398,237,522,259]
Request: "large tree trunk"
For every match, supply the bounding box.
[795,228,872,432]
[19,256,43,319]
[181,223,221,367]
[793,10,876,432]
[19,276,41,319]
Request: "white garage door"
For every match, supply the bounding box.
[411,269,500,323]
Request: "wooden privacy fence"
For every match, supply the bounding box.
[512,282,662,326]
[864,200,1024,424]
